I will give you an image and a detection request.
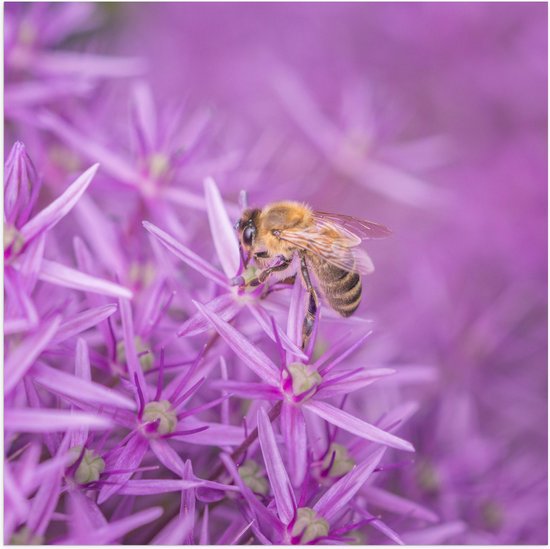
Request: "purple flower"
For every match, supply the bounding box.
[4,3,546,545]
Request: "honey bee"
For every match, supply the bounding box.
[234,201,391,348]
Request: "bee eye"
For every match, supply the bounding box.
[243,225,256,246]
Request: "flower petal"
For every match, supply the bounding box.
[281,402,307,487]
[257,406,296,525]
[39,111,141,185]
[303,400,414,452]
[149,439,186,476]
[143,221,227,288]
[247,304,307,360]
[34,51,146,78]
[52,303,117,343]
[68,507,164,545]
[316,368,395,398]
[5,315,61,394]
[151,512,194,545]
[20,164,98,243]
[38,259,133,298]
[32,362,136,411]
[119,298,147,398]
[362,485,438,523]
[314,447,386,521]
[204,177,240,277]
[118,479,203,495]
[5,409,113,432]
[178,294,241,337]
[193,300,279,386]
[400,521,467,544]
[98,434,149,504]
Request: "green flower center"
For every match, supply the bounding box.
[10,526,43,545]
[416,460,440,495]
[322,443,355,478]
[4,224,25,256]
[481,500,504,530]
[142,400,177,435]
[287,363,322,397]
[148,153,170,179]
[291,507,329,544]
[68,446,105,484]
[238,459,269,495]
[129,261,156,289]
[117,336,154,372]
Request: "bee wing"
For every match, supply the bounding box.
[279,224,375,275]
[313,211,392,240]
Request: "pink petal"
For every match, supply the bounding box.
[150,439,186,476]
[52,303,118,344]
[247,304,307,360]
[34,51,146,78]
[257,406,296,525]
[363,485,438,523]
[178,294,241,337]
[20,164,98,243]
[5,409,113,432]
[401,521,467,544]
[32,362,136,411]
[70,339,92,448]
[131,81,157,156]
[68,507,164,545]
[5,315,62,394]
[151,513,194,545]
[38,259,133,298]
[143,221,227,288]
[204,177,240,277]
[316,368,395,398]
[304,400,414,452]
[19,232,45,293]
[219,453,282,531]
[193,300,279,386]
[314,447,386,521]
[286,278,305,357]
[281,402,307,487]
[174,421,245,447]
[211,380,280,400]
[119,298,147,397]
[118,479,202,495]
[98,434,149,504]
[74,194,127,276]
[38,111,141,185]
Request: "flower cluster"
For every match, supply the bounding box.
[5,3,547,545]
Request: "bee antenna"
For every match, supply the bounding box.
[239,189,248,211]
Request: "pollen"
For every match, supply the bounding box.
[321,443,355,478]
[238,459,269,495]
[4,224,25,257]
[291,507,329,544]
[68,446,105,484]
[148,153,170,179]
[287,363,322,397]
[142,399,177,435]
[117,336,154,372]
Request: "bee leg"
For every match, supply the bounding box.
[299,254,319,350]
[249,256,290,287]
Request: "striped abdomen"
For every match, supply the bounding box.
[311,258,362,317]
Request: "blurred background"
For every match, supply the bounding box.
[5,3,547,543]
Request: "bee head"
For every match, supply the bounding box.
[236,208,261,250]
